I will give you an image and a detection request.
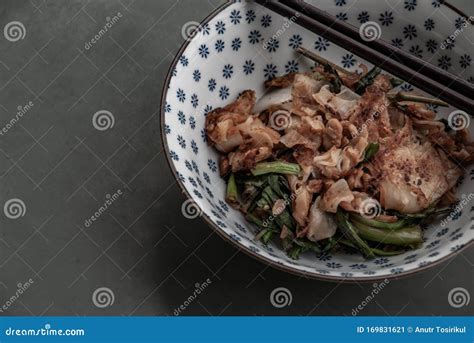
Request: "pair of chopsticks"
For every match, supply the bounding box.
[255,0,473,114]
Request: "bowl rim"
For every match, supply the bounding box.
[160,0,473,282]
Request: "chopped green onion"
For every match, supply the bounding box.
[336,209,374,259]
[354,67,382,94]
[251,161,301,176]
[352,221,423,246]
[351,213,407,230]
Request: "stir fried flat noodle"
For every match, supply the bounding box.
[205,67,473,244]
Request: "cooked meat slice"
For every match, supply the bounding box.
[313,129,368,179]
[349,86,392,141]
[374,121,463,213]
[404,103,436,120]
[227,126,280,172]
[225,89,256,114]
[322,118,343,150]
[319,179,355,213]
[228,146,272,172]
[205,90,257,152]
[371,74,392,92]
[307,179,323,193]
[218,155,230,177]
[264,72,297,89]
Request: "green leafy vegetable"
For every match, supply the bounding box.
[225,173,239,208]
[352,221,423,246]
[336,209,374,259]
[362,142,379,163]
[251,161,301,176]
[354,67,382,94]
[351,213,407,230]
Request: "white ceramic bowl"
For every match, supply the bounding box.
[161,0,473,281]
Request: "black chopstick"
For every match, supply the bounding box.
[281,0,472,97]
[255,0,473,114]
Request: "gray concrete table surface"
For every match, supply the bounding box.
[0,0,472,316]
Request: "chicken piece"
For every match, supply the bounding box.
[205,90,256,152]
[319,179,355,213]
[404,103,436,120]
[374,120,463,213]
[322,118,343,150]
[349,86,392,141]
[313,129,369,179]
[264,72,297,89]
[228,126,280,172]
[371,74,392,92]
